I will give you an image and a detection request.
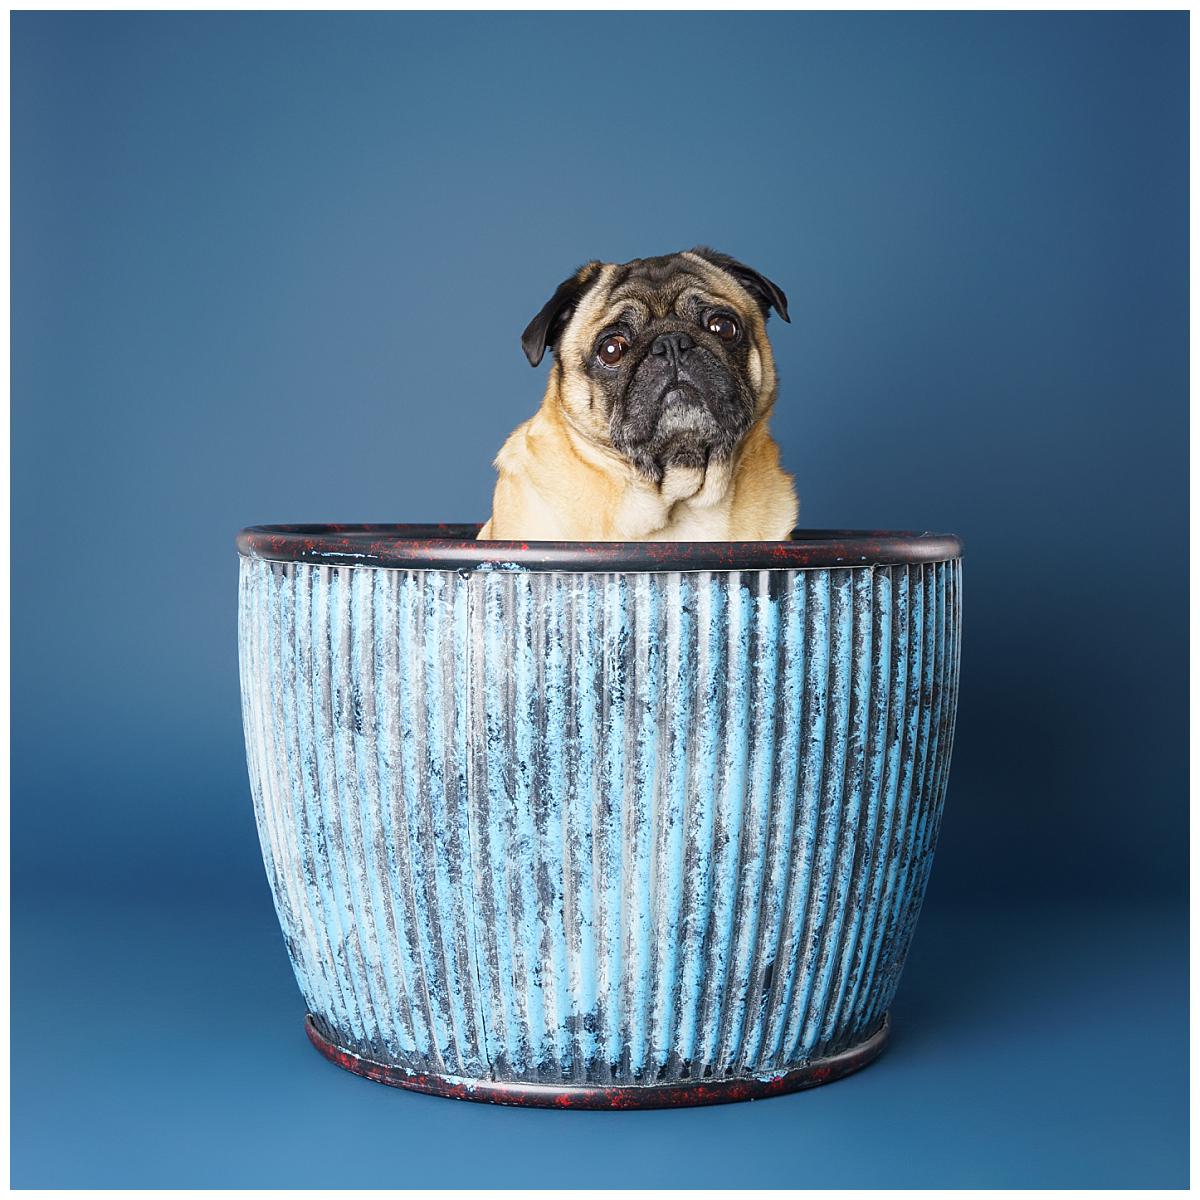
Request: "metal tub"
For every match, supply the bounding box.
[237,524,963,1108]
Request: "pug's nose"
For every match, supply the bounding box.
[650,331,694,357]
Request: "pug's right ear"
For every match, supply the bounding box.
[520,261,603,367]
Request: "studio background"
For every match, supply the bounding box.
[12,12,1187,1188]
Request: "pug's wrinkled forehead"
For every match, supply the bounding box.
[520,247,789,369]
[566,255,741,350]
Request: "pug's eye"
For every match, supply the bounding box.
[707,313,740,343]
[596,334,630,367]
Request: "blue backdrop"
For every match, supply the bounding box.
[12,12,1188,1188]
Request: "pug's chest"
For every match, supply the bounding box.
[653,498,738,542]
[613,470,738,542]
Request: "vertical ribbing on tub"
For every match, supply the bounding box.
[239,557,961,1086]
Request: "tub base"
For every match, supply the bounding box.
[304,1013,890,1109]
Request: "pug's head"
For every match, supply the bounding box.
[521,248,789,483]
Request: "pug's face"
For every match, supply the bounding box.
[521,248,789,483]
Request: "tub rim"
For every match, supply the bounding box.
[237,524,962,572]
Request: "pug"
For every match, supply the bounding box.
[478,248,799,542]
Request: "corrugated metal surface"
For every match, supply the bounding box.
[239,557,961,1087]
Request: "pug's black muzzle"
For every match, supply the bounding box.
[610,328,755,479]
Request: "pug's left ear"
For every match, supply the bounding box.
[690,246,790,323]
[520,260,603,367]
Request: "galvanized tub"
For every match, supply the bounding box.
[237,524,962,1108]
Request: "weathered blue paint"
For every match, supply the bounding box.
[238,553,962,1102]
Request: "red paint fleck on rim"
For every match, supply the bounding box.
[303,1014,890,1109]
[237,524,962,573]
